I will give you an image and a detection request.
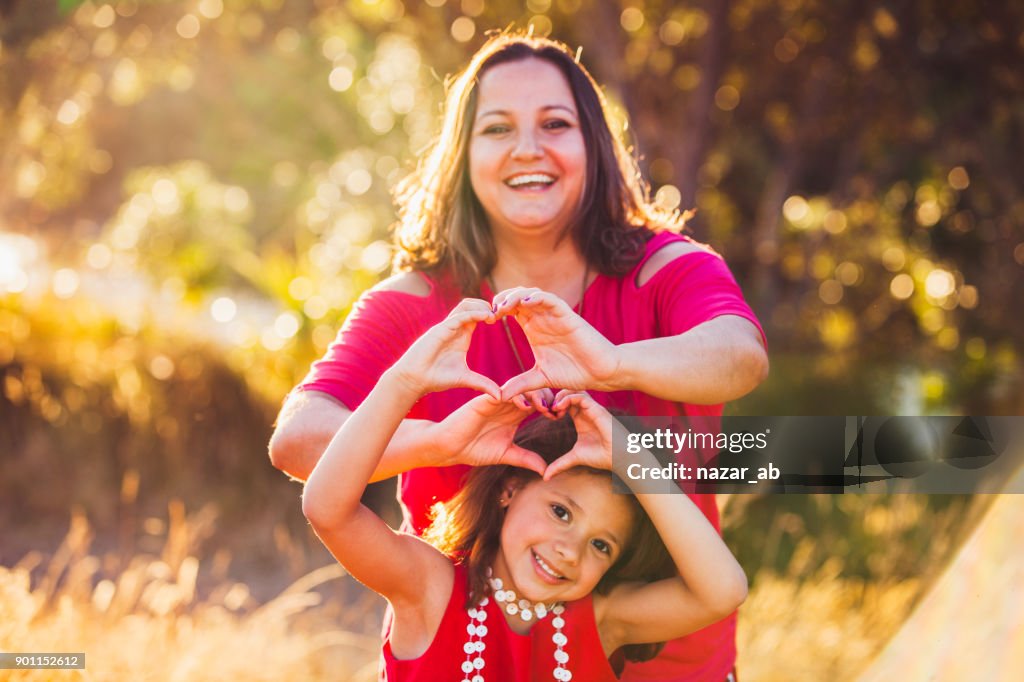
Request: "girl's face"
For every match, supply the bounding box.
[493,469,634,605]
[468,58,587,243]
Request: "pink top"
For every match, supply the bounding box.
[381,562,618,682]
[302,231,763,681]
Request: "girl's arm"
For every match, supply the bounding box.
[493,288,767,405]
[301,301,501,619]
[548,392,748,650]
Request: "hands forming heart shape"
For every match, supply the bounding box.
[392,293,620,479]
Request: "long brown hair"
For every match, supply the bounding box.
[422,414,676,662]
[392,31,685,295]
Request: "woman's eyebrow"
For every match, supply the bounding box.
[476,105,578,120]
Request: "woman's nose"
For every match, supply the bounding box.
[510,130,542,160]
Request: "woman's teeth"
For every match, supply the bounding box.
[505,173,556,188]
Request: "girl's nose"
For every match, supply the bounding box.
[552,537,581,566]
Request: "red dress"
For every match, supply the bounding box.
[381,563,618,682]
[304,232,763,681]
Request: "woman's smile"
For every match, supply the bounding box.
[469,58,587,240]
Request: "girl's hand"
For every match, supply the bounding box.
[491,287,621,400]
[544,390,614,479]
[430,394,546,476]
[391,298,500,399]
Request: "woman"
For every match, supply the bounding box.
[271,32,767,681]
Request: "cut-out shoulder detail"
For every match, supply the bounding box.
[372,271,432,297]
[635,240,708,287]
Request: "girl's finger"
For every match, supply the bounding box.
[461,372,501,401]
[501,447,548,478]
[543,451,581,481]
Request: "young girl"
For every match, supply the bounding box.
[301,299,748,681]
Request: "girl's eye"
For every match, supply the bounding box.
[591,539,611,556]
[550,504,570,521]
[481,124,510,135]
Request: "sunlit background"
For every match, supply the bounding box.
[1,1,1022,680]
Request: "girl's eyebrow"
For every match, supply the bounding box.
[476,105,578,120]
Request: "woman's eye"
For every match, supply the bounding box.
[591,539,611,555]
[551,504,570,521]
[543,119,570,130]
[481,124,510,135]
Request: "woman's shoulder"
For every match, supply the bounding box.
[371,271,435,297]
[633,231,720,287]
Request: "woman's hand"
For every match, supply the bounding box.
[427,394,546,476]
[390,298,500,399]
[491,287,621,399]
[510,387,559,420]
[543,390,614,479]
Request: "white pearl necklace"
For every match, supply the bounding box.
[459,572,572,681]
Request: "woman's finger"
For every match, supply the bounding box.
[492,287,543,316]
[551,390,586,413]
[452,297,497,316]
[500,368,549,402]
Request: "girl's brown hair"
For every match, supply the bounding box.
[422,414,676,663]
[392,31,686,295]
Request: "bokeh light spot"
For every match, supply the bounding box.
[654,184,682,211]
[274,312,301,339]
[211,297,237,323]
[176,14,200,40]
[198,0,224,20]
[714,85,740,111]
[345,169,373,196]
[924,268,955,299]
[149,355,175,380]
[451,17,476,42]
[620,8,645,32]
[947,166,970,190]
[783,195,809,224]
[890,273,914,300]
[53,268,80,299]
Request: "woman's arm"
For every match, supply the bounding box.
[493,289,767,404]
[613,315,767,404]
[547,392,748,649]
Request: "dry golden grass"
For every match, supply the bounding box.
[0,508,380,682]
[3,499,964,682]
[737,568,920,681]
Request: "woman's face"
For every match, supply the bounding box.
[468,58,587,242]
[494,469,634,605]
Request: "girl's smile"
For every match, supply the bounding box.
[492,469,634,607]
